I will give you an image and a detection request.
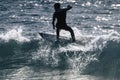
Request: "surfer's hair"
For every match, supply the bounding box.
[54,3,60,10]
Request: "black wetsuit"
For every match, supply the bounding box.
[52,8,75,41]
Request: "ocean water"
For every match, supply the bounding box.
[0,0,120,80]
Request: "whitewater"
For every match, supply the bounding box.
[0,0,120,80]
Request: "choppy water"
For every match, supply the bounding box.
[0,0,120,80]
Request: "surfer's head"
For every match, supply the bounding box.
[54,3,60,11]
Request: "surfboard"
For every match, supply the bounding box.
[39,33,69,42]
[39,33,56,42]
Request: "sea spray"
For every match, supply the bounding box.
[0,27,30,42]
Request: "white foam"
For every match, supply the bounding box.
[112,4,120,7]
[0,27,30,42]
[59,27,120,52]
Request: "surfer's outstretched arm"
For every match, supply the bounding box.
[63,5,72,11]
[52,13,56,29]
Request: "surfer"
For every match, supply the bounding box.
[52,3,75,42]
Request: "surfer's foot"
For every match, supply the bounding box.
[72,38,75,42]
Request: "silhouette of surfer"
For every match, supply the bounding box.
[52,3,75,42]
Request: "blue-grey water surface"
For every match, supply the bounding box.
[0,0,120,80]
